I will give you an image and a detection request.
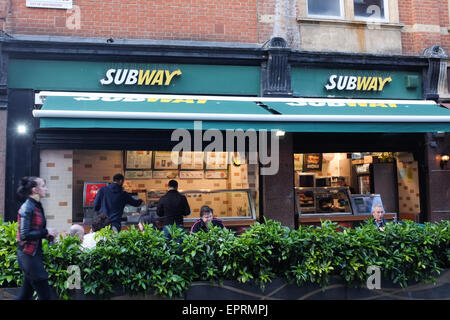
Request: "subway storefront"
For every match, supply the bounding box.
[3,37,450,231]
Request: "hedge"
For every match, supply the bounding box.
[1,218,449,299]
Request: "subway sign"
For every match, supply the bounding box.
[100,68,182,86]
[291,67,422,99]
[325,75,392,92]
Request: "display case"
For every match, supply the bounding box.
[295,187,353,215]
[118,189,256,224]
[181,189,256,222]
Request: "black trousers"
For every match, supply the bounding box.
[16,248,52,300]
[15,275,52,300]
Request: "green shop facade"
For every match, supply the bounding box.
[1,36,450,231]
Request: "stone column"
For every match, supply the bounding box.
[261,132,295,228]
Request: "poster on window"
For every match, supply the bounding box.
[353,0,386,20]
[154,151,179,170]
[26,0,72,9]
[294,154,302,171]
[205,170,228,179]
[125,170,152,180]
[152,170,178,179]
[303,153,322,172]
[83,182,107,207]
[179,171,204,179]
[125,151,152,169]
[205,152,228,170]
[180,152,203,170]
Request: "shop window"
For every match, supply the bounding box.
[353,0,388,22]
[307,0,344,19]
[39,149,259,232]
[294,152,421,222]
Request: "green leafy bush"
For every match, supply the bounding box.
[0,218,449,299]
[0,219,22,287]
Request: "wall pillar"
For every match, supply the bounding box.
[423,133,450,222]
[261,132,295,228]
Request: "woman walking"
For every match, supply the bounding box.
[15,176,55,300]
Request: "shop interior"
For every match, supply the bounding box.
[73,150,259,225]
[294,152,422,221]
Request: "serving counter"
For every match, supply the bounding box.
[295,187,397,227]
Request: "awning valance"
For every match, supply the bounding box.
[33,92,450,132]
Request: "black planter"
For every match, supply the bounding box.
[2,269,449,300]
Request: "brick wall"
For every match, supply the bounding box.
[40,150,74,232]
[5,0,260,43]
[400,0,450,55]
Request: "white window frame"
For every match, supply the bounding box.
[353,0,390,23]
[306,0,345,20]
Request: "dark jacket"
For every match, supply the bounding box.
[374,218,387,229]
[16,198,48,256]
[190,218,224,234]
[157,190,191,226]
[94,183,143,228]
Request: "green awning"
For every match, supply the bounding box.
[34,93,450,132]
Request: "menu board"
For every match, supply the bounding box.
[125,170,152,179]
[126,151,152,169]
[205,170,228,179]
[205,152,228,170]
[180,152,204,170]
[179,171,204,179]
[303,153,322,172]
[152,170,178,179]
[154,151,179,170]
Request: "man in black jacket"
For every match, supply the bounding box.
[94,173,143,232]
[372,204,387,231]
[157,180,191,238]
[190,205,224,234]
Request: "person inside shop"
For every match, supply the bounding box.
[81,213,111,250]
[93,173,144,232]
[68,224,85,241]
[157,179,191,239]
[372,204,387,231]
[15,176,57,300]
[190,205,225,234]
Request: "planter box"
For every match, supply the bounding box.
[2,269,449,300]
[185,270,450,300]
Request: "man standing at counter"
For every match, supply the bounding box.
[157,180,191,238]
[94,173,143,232]
[372,204,387,231]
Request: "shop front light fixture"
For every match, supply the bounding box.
[440,154,449,169]
[17,124,27,134]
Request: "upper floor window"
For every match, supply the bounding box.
[353,0,389,22]
[307,0,344,19]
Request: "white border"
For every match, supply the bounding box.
[36,91,438,105]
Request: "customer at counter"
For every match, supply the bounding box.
[81,213,111,251]
[94,173,143,232]
[190,205,225,234]
[372,204,387,231]
[157,180,191,239]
